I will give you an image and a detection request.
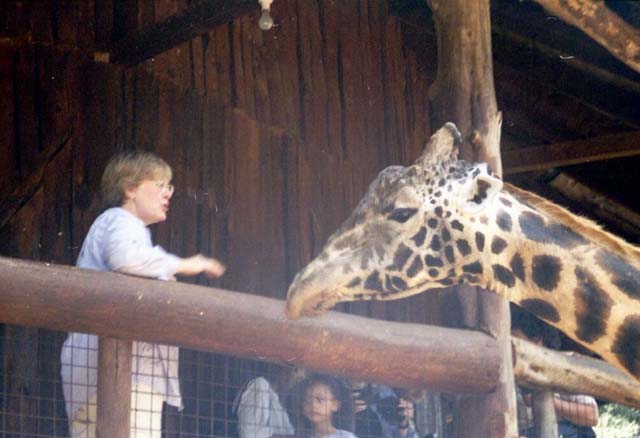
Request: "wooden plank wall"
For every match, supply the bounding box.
[127,0,436,320]
[0,0,437,435]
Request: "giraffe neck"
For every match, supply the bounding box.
[475,184,640,378]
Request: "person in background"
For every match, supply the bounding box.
[301,374,357,438]
[512,306,598,438]
[60,151,226,438]
[353,384,417,438]
[234,366,307,438]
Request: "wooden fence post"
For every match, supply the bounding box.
[531,390,558,438]
[97,337,132,438]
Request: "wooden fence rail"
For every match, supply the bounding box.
[513,337,640,408]
[0,256,499,393]
[1,255,639,409]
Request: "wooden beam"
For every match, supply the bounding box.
[531,390,558,438]
[503,131,640,175]
[549,172,640,238]
[512,337,640,409]
[3,256,639,408]
[427,0,517,436]
[111,0,257,66]
[394,6,640,132]
[532,0,640,74]
[0,256,501,394]
[492,25,640,96]
[0,131,73,231]
[490,24,640,129]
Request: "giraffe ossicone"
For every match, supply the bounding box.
[286,123,640,380]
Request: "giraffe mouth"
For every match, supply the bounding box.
[286,287,339,319]
[286,256,349,319]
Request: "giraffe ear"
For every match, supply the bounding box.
[462,173,503,214]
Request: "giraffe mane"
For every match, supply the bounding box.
[503,182,640,263]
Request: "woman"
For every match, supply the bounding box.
[301,375,357,438]
[60,151,225,438]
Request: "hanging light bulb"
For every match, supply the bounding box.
[259,10,274,30]
[258,0,274,30]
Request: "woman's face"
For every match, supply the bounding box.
[124,179,174,225]
[303,383,339,426]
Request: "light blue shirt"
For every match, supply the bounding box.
[61,207,183,419]
[76,207,180,278]
[322,430,357,438]
[236,377,295,438]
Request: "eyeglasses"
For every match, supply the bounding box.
[153,181,175,194]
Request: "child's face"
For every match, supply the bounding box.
[303,383,339,425]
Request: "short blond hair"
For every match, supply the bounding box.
[101,151,172,208]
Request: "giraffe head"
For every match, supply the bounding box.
[286,123,504,318]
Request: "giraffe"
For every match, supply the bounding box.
[286,123,640,381]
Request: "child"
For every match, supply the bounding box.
[301,375,357,438]
[60,151,225,438]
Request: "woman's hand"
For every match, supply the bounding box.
[178,254,226,278]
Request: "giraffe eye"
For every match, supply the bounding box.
[388,208,418,223]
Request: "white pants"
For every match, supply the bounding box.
[69,384,164,438]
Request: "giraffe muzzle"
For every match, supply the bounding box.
[285,288,337,319]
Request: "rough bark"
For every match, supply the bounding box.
[427,0,515,436]
[427,0,503,174]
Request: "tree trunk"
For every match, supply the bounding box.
[427,0,515,437]
[427,0,503,175]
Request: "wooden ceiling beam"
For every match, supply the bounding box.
[394,8,640,145]
[490,25,640,129]
[494,61,633,144]
[110,0,257,66]
[531,0,640,73]
[548,173,640,239]
[502,131,640,174]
